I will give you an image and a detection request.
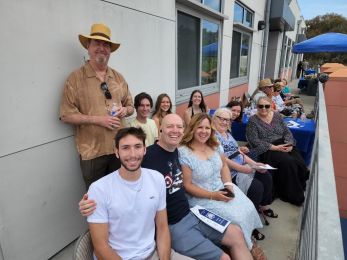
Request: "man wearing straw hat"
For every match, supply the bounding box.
[60,23,134,189]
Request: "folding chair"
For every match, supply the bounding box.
[243,92,252,108]
[73,230,94,260]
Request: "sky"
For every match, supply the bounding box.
[298,0,347,20]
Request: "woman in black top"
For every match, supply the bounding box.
[246,97,309,206]
[183,90,209,126]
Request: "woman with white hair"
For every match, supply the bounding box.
[212,106,276,240]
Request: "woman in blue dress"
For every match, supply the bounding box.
[179,113,262,249]
[212,107,277,239]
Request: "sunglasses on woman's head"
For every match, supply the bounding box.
[100,82,112,99]
[257,104,271,109]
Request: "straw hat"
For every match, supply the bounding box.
[258,78,273,89]
[78,23,120,52]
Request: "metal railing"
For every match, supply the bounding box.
[295,81,344,260]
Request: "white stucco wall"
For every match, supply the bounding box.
[0,0,175,259]
[0,0,305,259]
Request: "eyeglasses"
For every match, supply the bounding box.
[257,104,271,109]
[217,116,231,123]
[100,82,112,99]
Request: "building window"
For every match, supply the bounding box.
[177,10,220,99]
[233,2,253,27]
[202,20,219,85]
[194,0,222,12]
[177,12,200,90]
[230,2,253,81]
[230,30,251,79]
[204,0,221,12]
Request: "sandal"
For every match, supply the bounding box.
[252,229,265,241]
[262,208,278,218]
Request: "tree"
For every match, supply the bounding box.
[305,13,347,65]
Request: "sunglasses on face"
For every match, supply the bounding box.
[100,82,112,99]
[257,104,271,109]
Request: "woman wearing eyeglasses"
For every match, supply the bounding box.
[246,97,309,206]
[212,107,275,240]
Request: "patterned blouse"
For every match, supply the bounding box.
[215,131,243,178]
[246,111,295,156]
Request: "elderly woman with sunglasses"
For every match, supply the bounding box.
[212,108,275,240]
[246,97,309,206]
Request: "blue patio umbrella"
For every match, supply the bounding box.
[292,32,347,53]
[202,42,218,56]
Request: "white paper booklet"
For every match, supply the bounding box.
[252,164,277,170]
[190,205,230,233]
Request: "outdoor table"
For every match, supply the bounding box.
[232,114,316,165]
[298,77,308,89]
[305,69,316,75]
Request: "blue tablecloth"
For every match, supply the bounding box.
[232,115,316,165]
[298,77,308,89]
[305,69,316,75]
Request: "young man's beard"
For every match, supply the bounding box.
[119,157,143,172]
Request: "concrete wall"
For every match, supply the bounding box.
[0,0,175,259]
[0,0,305,258]
[324,67,347,218]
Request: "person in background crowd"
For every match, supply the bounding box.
[251,78,275,109]
[273,78,303,107]
[225,100,249,154]
[246,97,309,206]
[152,93,173,130]
[302,59,309,75]
[59,23,134,189]
[127,92,158,146]
[296,61,302,78]
[280,79,291,97]
[184,90,209,126]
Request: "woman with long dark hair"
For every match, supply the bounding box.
[183,90,208,126]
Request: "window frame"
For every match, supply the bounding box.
[176,3,223,104]
[229,28,253,87]
[233,1,254,28]
[229,2,254,87]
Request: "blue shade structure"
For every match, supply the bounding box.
[293,32,347,53]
